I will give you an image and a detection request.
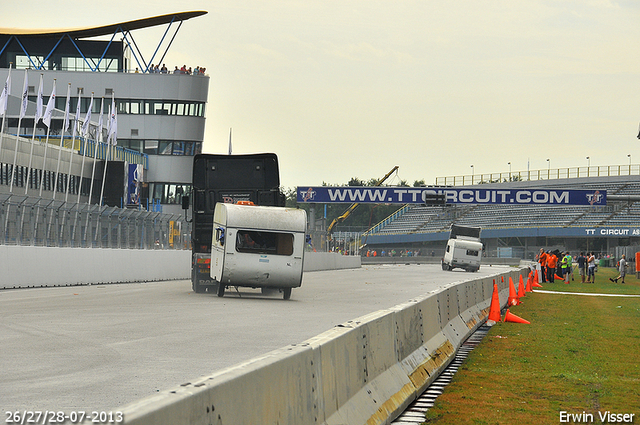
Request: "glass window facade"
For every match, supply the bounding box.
[117,99,205,117]
[148,183,191,205]
[119,140,202,157]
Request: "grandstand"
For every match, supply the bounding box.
[362,174,640,260]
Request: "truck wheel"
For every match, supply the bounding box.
[441,262,447,271]
[192,270,206,293]
[217,284,225,297]
[283,287,292,300]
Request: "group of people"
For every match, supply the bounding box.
[536,249,628,284]
[364,249,423,257]
[536,249,576,284]
[133,64,206,75]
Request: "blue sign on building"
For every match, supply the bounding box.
[297,187,607,206]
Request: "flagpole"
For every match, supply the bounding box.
[0,63,12,157]
[24,74,43,194]
[38,79,56,198]
[83,95,100,244]
[64,84,76,203]
[52,83,70,200]
[5,69,29,243]
[92,98,106,243]
[98,104,111,210]
[87,97,102,207]
[70,91,84,244]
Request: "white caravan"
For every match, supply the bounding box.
[210,203,307,299]
[441,224,483,272]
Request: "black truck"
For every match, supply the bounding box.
[186,153,286,293]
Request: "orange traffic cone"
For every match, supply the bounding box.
[487,280,501,325]
[525,272,532,292]
[504,309,530,324]
[532,269,543,288]
[508,276,519,306]
[555,274,564,281]
[518,275,526,298]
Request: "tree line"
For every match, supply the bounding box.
[283,178,428,231]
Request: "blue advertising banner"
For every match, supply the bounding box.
[127,164,143,205]
[297,186,607,206]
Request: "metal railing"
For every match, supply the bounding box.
[28,134,149,169]
[436,164,640,186]
[1,193,190,249]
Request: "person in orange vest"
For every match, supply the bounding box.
[537,248,548,282]
[546,251,558,282]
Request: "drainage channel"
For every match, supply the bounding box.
[391,324,492,424]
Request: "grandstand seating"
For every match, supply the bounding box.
[367,177,640,236]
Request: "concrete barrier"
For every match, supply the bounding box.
[0,248,360,289]
[115,267,529,425]
[0,246,191,289]
[303,252,361,272]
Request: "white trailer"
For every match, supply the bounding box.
[210,203,307,299]
[441,224,483,272]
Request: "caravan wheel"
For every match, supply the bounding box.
[283,288,292,300]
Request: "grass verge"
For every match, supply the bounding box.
[422,267,640,425]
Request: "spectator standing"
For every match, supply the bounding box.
[537,248,547,282]
[546,251,558,283]
[610,255,627,283]
[587,252,597,283]
[576,252,586,283]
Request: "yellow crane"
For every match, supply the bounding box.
[326,166,399,239]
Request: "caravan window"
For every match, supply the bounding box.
[236,230,294,256]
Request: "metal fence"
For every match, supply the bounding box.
[436,164,640,186]
[0,193,190,249]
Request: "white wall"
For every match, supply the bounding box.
[0,246,190,289]
[0,248,359,289]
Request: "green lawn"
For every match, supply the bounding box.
[422,267,640,425]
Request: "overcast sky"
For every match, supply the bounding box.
[3,1,640,188]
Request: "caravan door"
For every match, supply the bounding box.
[210,204,228,282]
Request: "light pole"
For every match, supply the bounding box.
[628,154,632,165]
[586,156,590,167]
[470,165,474,184]
[546,158,550,170]
[508,161,511,177]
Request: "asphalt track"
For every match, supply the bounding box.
[0,264,510,414]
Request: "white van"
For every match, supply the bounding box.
[441,225,482,272]
[210,203,307,299]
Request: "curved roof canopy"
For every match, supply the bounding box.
[0,11,207,39]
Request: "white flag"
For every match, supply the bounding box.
[63,83,71,133]
[82,93,93,137]
[228,128,232,155]
[97,97,104,139]
[42,79,56,128]
[19,69,29,119]
[35,74,44,122]
[109,96,117,145]
[0,65,11,116]
[74,91,82,128]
